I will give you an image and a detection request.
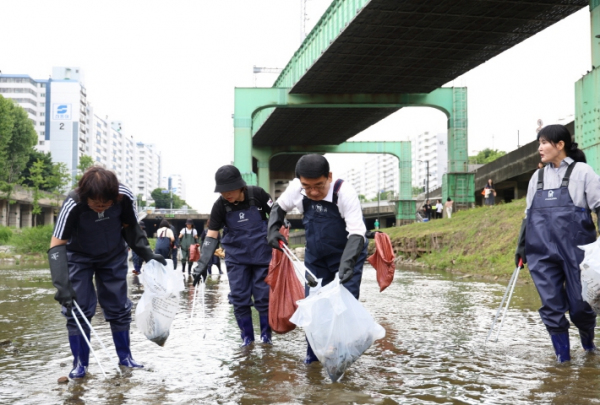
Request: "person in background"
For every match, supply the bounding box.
[267,154,375,364]
[444,197,453,219]
[193,165,274,346]
[435,200,443,219]
[179,219,198,274]
[169,222,179,270]
[155,219,175,262]
[48,167,166,379]
[423,200,432,220]
[201,222,223,275]
[374,218,380,230]
[515,124,600,363]
[484,179,495,206]
[131,220,146,275]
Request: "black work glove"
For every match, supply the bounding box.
[267,202,287,251]
[338,234,365,284]
[514,219,526,268]
[122,223,167,265]
[365,230,381,239]
[48,245,77,315]
[193,237,218,286]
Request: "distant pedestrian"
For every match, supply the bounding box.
[423,200,432,220]
[169,222,179,270]
[435,200,443,219]
[374,218,380,229]
[444,197,453,219]
[179,219,198,274]
[484,179,495,206]
[155,219,175,262]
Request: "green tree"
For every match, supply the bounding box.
[75,155,95,184]
[468,148,506,165]
[150,188,190,209]
[21,150,54,190]
[412,186,423,197]
[0,96,38,203]
[28,159,47,226]
[47,162,72,207]
[358,194,367,203]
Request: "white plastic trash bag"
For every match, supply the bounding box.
[579,239,600,313]
[290,278,386,382]
[135,259,184,346]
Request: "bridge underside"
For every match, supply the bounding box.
[256,0,587,172]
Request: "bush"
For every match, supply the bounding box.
[0,226,12,244]
[11,225,54,254]
[148,238,156,250]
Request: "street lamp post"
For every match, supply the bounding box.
[417,160,430,201]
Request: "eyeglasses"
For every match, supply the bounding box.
[301,184,327,192]
[88,199,114,210]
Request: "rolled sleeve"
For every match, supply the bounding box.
[276,178,305,213]
[337,182,367,238]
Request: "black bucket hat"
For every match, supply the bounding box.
[214,165,246,193]
[185,218,193,225]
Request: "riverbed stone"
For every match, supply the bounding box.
[57,376,68,384]
[0,339,11,346]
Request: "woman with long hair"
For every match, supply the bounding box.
[515,124,600,362]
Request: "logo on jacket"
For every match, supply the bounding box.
[545,189,557,201]
[237,212,248,223]
[239,213,245,220]
[98,211,104,219]
[50,252,59,260]
[312,204,327,213]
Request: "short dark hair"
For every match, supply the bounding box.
[77,166,120,204]
[538,124,586,163]
[295,154,329,179]
[159,219,170,228]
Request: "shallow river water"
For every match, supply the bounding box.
[1,263,600,404]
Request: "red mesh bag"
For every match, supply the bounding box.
[189,244,200,262]
[265,227,305,334]
[367,232,396,292]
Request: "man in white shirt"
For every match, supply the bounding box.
[267,154,369,363]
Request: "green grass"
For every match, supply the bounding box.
[0,226,12,244]
[10,225,54,254]
[381,199,528,279]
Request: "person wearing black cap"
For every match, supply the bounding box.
[266,154,370,364]
[179,218,198,274]
[193,165,274,346]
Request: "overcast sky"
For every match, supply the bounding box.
[0,1,592,211]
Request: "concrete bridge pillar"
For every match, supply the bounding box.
[0,201,7,227]
[8,204,20,228]
[43,207,55,227]
[20,205,32,228]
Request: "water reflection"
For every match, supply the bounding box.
[1,264,600,404]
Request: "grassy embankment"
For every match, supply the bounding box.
[0,225,54,264]
[380,198,528,280]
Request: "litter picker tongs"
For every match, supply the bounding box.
[189,274,206,339]
[279,241,318,287]
[72,300,122,378]
[485,258,523,346]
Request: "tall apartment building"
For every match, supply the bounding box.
[2,67,161,195]
[161,174,186,200]
[410,131,448,191]
[135,142,162,203]
[0,74,49,153]
[339,154,399,200]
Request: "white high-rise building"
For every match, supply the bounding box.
[410,131,448,191]
[135,142,161,203]
[339,154,399,200]
[0,74,49,153]
[161,174,186,200]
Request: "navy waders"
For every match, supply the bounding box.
[526,163,597,362]
[302,179,368,362]
[64,202,142,374]
[221,189,272,345]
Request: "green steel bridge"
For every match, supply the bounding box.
[234,0,597,224]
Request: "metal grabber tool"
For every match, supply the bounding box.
[485,258,523,345]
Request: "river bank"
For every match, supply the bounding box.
[379,198,532,282]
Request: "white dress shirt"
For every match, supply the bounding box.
[277,178,367,239]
